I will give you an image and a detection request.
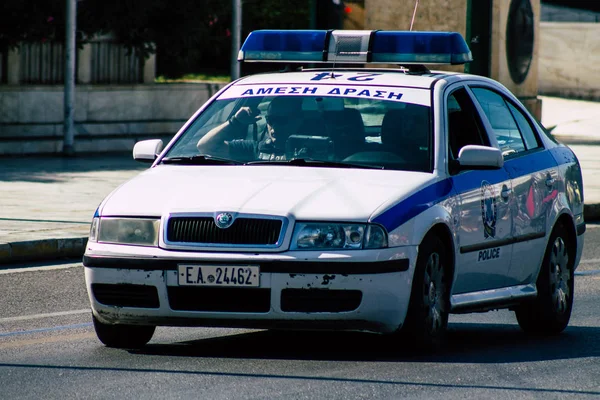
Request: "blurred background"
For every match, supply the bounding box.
[0,0,598,155]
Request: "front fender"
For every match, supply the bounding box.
[387,201,456,248]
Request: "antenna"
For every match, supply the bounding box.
[410,0,420,31]
[330,40,340,78]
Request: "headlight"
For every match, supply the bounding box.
[89,217,99,242]
[92,217,160,246]
[291,222,387,250]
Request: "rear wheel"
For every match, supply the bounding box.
[401,234,450,351]
[92,314,155,349]
[515,222,574,335]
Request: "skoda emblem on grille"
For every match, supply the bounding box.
[215,212,234,229]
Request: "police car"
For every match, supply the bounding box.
[83,30,585,351]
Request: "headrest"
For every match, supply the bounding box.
[302,96,345,112]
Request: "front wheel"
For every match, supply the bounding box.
[401,234,450,351]
[515,222,574,335]
[92,314,155,349]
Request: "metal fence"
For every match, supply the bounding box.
[90,37,143,84]
[13,38,143,85]
[19,41,65,84]
[0,49,6,83]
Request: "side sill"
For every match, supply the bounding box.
[450,284,537,314]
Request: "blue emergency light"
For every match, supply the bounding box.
[238,30,473,65]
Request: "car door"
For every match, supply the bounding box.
[445,86,513,295]
[469,86,557,286]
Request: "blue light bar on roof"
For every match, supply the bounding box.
[238,30,473,65]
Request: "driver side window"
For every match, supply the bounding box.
[447,88,489,160]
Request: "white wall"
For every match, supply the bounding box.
[539,22,600,100]
[0,83,226,155]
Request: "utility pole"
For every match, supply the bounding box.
[231,0,242,81]
[63,0,76,156]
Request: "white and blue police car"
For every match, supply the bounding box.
[83,29,585,351]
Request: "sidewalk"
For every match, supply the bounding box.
[0,155,145,264]
[1,96,599,265]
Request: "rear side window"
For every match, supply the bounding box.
[471,87,540,157]
[507,102,540,150]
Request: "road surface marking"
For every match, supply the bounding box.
[579,258,600,265]
[0,309,90,323]
[0,322,93,338]
[0,332,95,350]
[0,263,81,275]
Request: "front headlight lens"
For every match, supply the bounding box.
[97,218,160,246]
[292,222,387,250]
[89,217,99,242]
[364,224,388,249]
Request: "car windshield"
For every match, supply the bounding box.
[164,90,432,172]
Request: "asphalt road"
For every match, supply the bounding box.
[1,226,599,399]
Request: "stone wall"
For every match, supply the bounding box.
[538,22,600,101]
[0,83,226,155]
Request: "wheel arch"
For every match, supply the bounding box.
[553,212,577,270]
[422,223,456,284]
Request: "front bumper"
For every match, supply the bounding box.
[83,244,417,334]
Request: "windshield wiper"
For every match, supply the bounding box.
[246,158,384,169]
[160,155,243,165]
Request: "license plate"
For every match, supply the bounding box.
[178,265,260,287]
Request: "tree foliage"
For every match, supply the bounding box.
[0,0,68,48]
[0,0,310,77]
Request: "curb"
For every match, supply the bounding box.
[584,204,600,222]
[553,135,600,146]
[0,237,87,265]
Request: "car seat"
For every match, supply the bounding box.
[380,106,430,171]
[448,110,485,159]
[324,108,366,158]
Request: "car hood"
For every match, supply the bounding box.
[100,165,436,221]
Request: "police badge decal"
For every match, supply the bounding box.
[480,181,497,238]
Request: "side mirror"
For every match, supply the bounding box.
[457,145,504,170]
[133,139,163,163]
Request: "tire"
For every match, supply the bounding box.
[92,314,156,349]
[401,234,451,351]
[515,222,574,335]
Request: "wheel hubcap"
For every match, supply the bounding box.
[549,236,570,314]
[423,252,445,334]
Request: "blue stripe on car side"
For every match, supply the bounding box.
[373,179,453,231]
[451,168,509,194]
[548,145,579,165]
[503,149,558,177]
[374,148,565,233]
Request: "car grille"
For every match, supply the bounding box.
[166,216,283,246]
[92,284,160,308]
[167,287,271,312]
[281,289,362,312]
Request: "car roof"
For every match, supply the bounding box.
[234,69,463,90]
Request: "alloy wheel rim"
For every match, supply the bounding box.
[549,236,570,314]
[423,252,445,334]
